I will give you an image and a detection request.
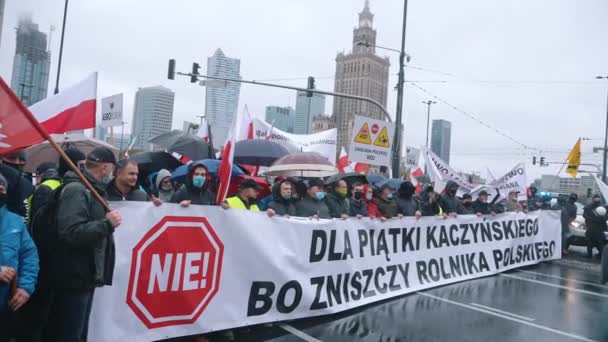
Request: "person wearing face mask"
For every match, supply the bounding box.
[2,151,27,173]
[471,190,497,216]
[0,151,34,217]
[171,162,216,207]
[222,179,262,211]
[154,169,175,202]
[0,173,39,338]
[440,181,466,216]
[376,183,399,219]
[395,181,421,217]
[561,193,579,253]
[348,182,368,218]
[267,179,297,216]
[326,179,350,219]
[461,193,475,214]
[295,179,330,219]
[419,185,444,217]
[362,184,381,218]
[46,147,122,341]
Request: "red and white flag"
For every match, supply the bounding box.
[410,167,424,193]
[235,105,254,142]
[337,147,354,173]
[197,118,209,142]
[31,73,97,135]
[216,114,238,204]
[265,120,275,140]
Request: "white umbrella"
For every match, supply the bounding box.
[24,133,118,173]
[263,152,338,178]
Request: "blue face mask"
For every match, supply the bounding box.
[192,175,206,188]
[102,174,113,185]
[315,191,326,201]
[387,193,393,199]
[366,194,372,201]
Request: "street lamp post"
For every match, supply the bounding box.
[597,75,608,182]
[54,0,69,94]
[392,0,409,178]
[422,100,436,149]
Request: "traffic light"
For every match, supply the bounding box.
[306,76,315,97]
[167,59,176,80]
[532,156,537,165]
[540,157,546,166]
[190,63,200,83]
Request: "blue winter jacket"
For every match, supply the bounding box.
[0,206,39,315]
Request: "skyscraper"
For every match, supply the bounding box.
[332,0,390,153]
[131,86,175,151]
[205,49,241,145]
[431,119,452,164]
[294,91,326,134]
[265,106,295,133]
[0,0,6,48]
[10,15,51,106]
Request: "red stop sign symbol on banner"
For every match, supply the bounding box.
[126,216,224,329]
[371,123,379,135]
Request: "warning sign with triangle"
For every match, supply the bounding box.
[354,123,372,144]
[373,127,390,148]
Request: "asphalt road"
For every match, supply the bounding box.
[233,262,608,342]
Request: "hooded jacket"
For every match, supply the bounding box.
[395,182,419,216]
[419,190,443,216]
[267,181,297,216]
[376,196,399,218]
[29,168,62,223]
[0,163,34,216]
[584,200,607,232]
[155,169,174,202]
[51,170,115,289]
[170,163,216,205]
[441,181,466,215]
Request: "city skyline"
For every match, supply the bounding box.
[131,85,175,151]
[431,119,452,164]
[265,105,294,133]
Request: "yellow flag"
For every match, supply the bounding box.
[565,138,581,177]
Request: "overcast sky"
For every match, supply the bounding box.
[1,0,607,181]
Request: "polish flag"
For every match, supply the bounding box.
[216,114,238,204]
[337,147,354,173]
[197,118,209,142]
[410,167,424,193]
[265,120,275,140]
[354,162,370,174]
[31,73,97,135]
[235,105,254,142]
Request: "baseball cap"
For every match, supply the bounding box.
[239,179,262,190]
[478,190,488,197]
[87,147,117,165]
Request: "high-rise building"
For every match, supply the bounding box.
[265,106,294,133]
[0,0,6,48]
[131,86,175,151]
[431,119,452,163]
[96,126,108,142]
[105,133,131,151]
[332,0,390,153]
[205,49,241,145]
[311,114,336,134]
[10,15,51,106]
[294,91,326,134]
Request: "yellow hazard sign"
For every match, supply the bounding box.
[354,123,372,144]
[373,127,390,148]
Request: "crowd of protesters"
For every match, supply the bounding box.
[0,146,606,341]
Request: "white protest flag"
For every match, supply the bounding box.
[235,105,254,142]
[196,118,209,142]
[594,175,608,201]
[252,117,337,164]
[489,162,528,200]
[89,202,561,341]
[421,146,476,195]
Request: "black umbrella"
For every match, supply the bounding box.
[234,139,289,166]
[149,131,212,161]
[130,151,182,174]
[325,172,368,186]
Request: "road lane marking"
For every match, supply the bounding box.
[470,302,535,321]
[515,269,608,290]
[500,273,608,299]
[417,292,597,342]
[278,323,324,342]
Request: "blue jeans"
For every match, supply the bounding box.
[47,288,95,342]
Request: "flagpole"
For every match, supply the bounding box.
[0,78,111,211]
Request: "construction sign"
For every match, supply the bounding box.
[349,115,395,166]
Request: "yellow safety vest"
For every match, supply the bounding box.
[226,196,260,211]
[27,179,62,223]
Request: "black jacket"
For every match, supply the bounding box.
[295,195,330,218]
[441,182,466,215]
[395,196,419,216]
[29,169,62,223]
[419,191,442,217]
[0,163,34,216]
[349,198,368,217]
[326,192,349,218]
[583,203,607,232]
[472,199,494,215]
[106,180,149,202]
[376,197,399,218]
[267,182,296,216]
[51,171,115,289]
[170,162,216,205]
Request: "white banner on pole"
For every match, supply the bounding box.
[405,146,420,168]
[489,162,528,200]
[421,146,476,195]
[349,115,395,166]
[89,202,561,342]
[252,118,337,164]
[100,93,123,128]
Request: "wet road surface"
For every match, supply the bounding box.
[240,262,608,342]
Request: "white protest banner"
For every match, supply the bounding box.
[253,117,337,164]
[490,162,528,200]
[421,146,476,195]
[349,115,395,166]
[89,202,561,341]
[100,93,123,127]
[405,146,420,168]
